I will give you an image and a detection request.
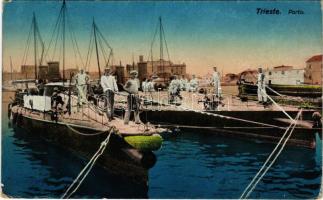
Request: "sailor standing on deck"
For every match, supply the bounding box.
[189,75,198,92]
[124,70,141,125]
[169,75,182,103]
[257,67,267,104]
[100,67,119,121]
[75,69,89,105]
[212,67,221,98]
[180,75,188,91]
[142,78,149,92]
[148,77,156,92]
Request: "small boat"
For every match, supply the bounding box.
[2,79,37,92]
[237,80,322,98]
[7,0,163,184]
[9,82,164,184]
[133,91,322,149]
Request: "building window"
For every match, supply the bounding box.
[309,64,311,69]
[309,75,312,80]
[268,71,272,75]
[281,71,285,75]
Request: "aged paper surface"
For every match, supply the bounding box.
[1,1,322,199]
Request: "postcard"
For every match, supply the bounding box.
[1,0,322,199]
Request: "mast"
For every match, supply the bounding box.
[33,12,38,80]
[62,0,66,85]
[159,17,164,76]
[151,46,154,73]
[10,56,13,80]
[132,52,135,70]
[93,20,101,77]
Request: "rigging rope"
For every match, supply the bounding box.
[66,10,85,69]
[61,127,114,199]
[239,109,302,199]
[36,25,45,66]
[44,5,63,63]
[161,21,171,62]
[21,18,34,67]
[148,21,159,63]
[85,22,113,72]
[85,27,94,71]
[51,14,63,62]
[96,25,113,50]
[97,34,108,65]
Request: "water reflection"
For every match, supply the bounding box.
[3,123,148,198]
[149,131,321,199]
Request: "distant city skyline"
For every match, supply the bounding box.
[2,1,322,76]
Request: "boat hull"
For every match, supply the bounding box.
[10,109,155,185]
[238,83,322,98]
[140,110,319,149]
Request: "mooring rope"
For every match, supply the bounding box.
[242,82,284,97]
[265,85,284,97]
[239,109,302,199]
[156,123,285,130]
[61,127,114,199]
[136,97,285,129]
[260,88,295,122]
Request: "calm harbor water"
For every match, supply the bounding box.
[2,92,322,198]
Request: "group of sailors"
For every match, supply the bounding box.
[168,74,199,94]
[68,67,141,125]
[168,67,222,103]
[69,64,268,124]
[100,67,140,124]
[141,78,155,93]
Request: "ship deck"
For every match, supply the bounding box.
[11,103,163,137]
[113,91,310,112]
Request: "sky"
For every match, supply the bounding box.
[2,0,322,75]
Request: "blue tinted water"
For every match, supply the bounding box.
[2,95,322,198]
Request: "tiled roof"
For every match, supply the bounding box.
[306,55,322,63]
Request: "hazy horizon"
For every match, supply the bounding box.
[2,1,322,76]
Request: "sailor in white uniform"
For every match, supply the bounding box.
[100,67,118,121]
[75,69,89,105]
[257,67,267,104]
[169,75,182,103]
[124,70,141,124]
[212,67,221,97]
[142,78,149,93]
[179,75,188,91]
[189,75,198,92]
[147,79,155,92]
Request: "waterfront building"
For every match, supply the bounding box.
[136,55,186,82]
[64,68,79,79]
[126,63,138,79]
[38,65,49,80]
[47,61,61,81]
[21,65,35,79]
[265,65,304,85]
[111,63,125,84]
[304,54,322,85]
